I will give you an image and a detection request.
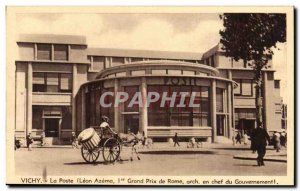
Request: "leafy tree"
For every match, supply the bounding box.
[219,13,286,129]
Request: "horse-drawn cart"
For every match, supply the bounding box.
[78,127,121,163]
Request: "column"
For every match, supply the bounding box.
[227,70,233,139]
[263,72,268,130]
[140,77,148,137]
[26,62,32,136]
[81,88,86,131]
[114,79,120,132]
[72,64,77,133]
[211,79,217,143]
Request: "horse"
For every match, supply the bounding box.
[117,132,144,161]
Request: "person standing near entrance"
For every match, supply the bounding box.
[174,132,180,147]
[235,132,242,144]
[252,125,271,166]
[26,132,33,151]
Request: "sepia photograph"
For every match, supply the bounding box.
[6,6,294,186]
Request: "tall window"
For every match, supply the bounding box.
[33,72,72,93]
[54,45,68,61]
[32,106,43,129]
[216,88,224,112]
[124,86,139,112]
[37,44,51,60]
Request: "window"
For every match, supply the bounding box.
[91,56,105,71]
[274,80,280,89]
[33,72,72,93]
[60,74,72,92]
[241,79,253,96]
[131,57,144,62]
[233,79,253,96]
[33,73,46,92]
[54,45,68,61]
[111,57,124,67]
[216,88,224,112]
[37,44,51,60]
[211,56,215,67]
[32,106,43,129]
[147,85,210,127]
[124,86,139,112]
[46,73,59,92]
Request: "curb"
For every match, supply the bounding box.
[233,155,287,163]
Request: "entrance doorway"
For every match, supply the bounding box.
[124,114,139,134]
[44,118,59,137]
[217,115,225,136]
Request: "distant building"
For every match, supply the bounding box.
[14,34,283,145]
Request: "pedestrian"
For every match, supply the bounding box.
[280,131,286,147]
[250,130,256,153]
[273,131,281,152]
[71,131,79,149]
[174,132,180,147]
[235,132,242,144]
[243,133,249,145]
[26,132,33,151]
[142,131,147,148]
[40,131,46,147]
[252,125,271,166]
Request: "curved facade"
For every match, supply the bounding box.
[77,60,237,142]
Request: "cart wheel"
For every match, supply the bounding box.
[81,147,100,163]
[102,138,121,163]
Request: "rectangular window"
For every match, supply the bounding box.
[111,57,124,67]
[54,45,68,61]
[92,56,105,71]
[124,86,139,112]
[37,44,51,60]
[234,79,253,96]
[60,73,72,92]
[33,73,46,92]
[33,72,72,93]
[216,88,224,112]
[46,73,59,92]
[241,79,253,96]
[32,106,43,129]
[131,57,144,62]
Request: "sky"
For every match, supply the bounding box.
[15,13,287,102]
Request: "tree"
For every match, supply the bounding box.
[219,13,286,129]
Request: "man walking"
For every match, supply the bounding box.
[174,133,180,147]
[253,125,271,166]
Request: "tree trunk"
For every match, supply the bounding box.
[255,69,263,129]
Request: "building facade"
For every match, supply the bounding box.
[14,34,282,145]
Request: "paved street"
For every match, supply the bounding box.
[14,143,287,176]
